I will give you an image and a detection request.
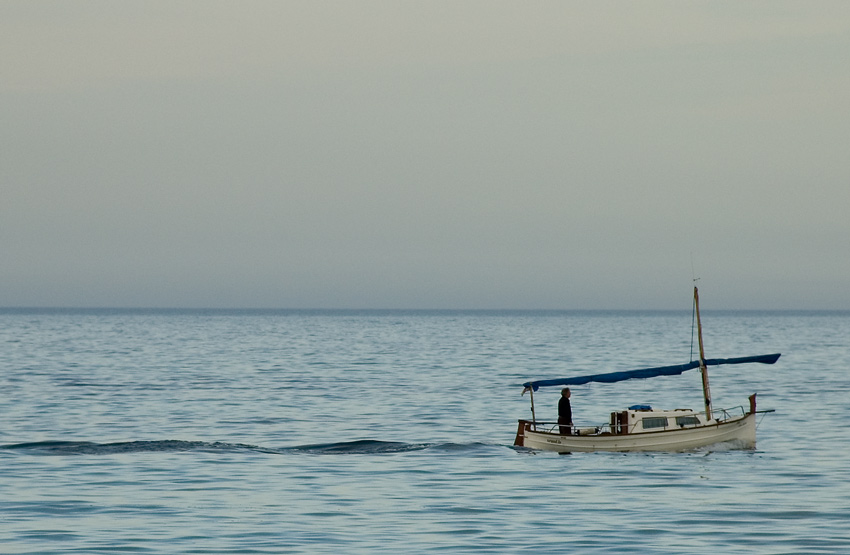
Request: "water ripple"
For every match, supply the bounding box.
[1,439,501,456]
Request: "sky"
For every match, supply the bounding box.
[2,1,849,310]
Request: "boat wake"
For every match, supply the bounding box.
[284,439,433,454]
[0,439,498,457]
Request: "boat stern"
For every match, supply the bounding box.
[514,420,531,447]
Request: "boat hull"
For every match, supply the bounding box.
[516,412,756,453]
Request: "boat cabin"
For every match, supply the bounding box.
[608,405,710,435]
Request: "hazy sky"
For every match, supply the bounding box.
[2,1,849,309]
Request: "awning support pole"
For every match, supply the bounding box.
[529,387,536,425]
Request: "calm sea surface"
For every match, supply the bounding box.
[1,309,849,554]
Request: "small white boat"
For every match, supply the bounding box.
[514,287,779,453]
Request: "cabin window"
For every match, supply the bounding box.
[676,416,700,427]
[642,417,668,430]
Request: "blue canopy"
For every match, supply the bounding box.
[521,353,780,391]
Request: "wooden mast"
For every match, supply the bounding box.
[694,286,713,420]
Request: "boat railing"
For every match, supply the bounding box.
[519,403,761,440]
[526,421,611,436]
[715,405,748,421]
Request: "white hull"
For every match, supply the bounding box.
[516,412,756,453]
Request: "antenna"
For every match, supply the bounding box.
[690,252,699,285]
[689,252,699,361]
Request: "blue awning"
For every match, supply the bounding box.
[521,353,780,391]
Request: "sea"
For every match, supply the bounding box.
[1,308,848,554]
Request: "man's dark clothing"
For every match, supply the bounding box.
[558,396,572,435]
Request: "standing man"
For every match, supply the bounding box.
[558,388,572,435]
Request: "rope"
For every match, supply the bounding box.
[690,296,697,361]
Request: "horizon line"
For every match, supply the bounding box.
[2,306,847,314]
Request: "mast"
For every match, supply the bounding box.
[694,286,713,420]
